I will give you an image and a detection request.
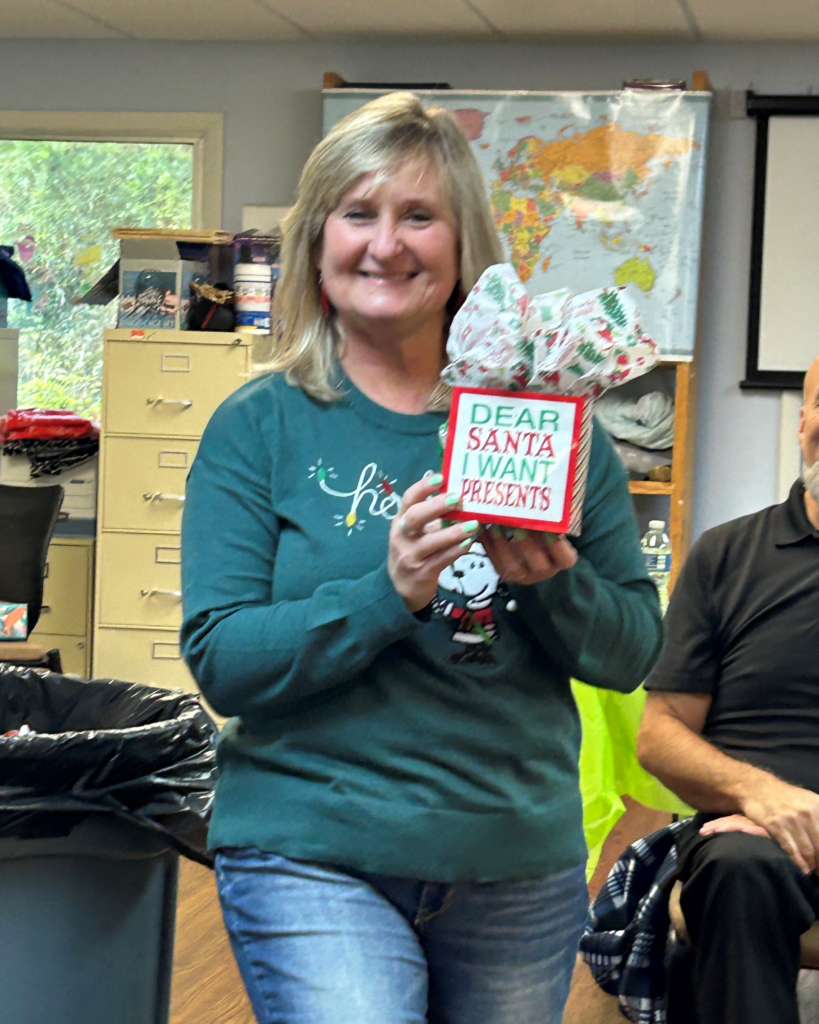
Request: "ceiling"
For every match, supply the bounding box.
[0,0,818,42]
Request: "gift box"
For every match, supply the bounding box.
[441,264,658,535]
[442,387,594,534]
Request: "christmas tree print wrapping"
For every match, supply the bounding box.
[441,263,659,534]
[444,263,657,396]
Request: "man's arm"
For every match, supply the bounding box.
[638,690,819,875]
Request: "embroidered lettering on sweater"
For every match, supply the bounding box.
[308,458,400,535]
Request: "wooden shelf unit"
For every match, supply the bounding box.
[626,359,697,594]
[628,480,674,496]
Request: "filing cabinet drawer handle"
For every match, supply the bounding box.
[140,588,182,599]
[142,492,186,503]
[40,605,52,614]
[146,397,193,408]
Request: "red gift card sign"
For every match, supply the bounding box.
[441,387,588,534]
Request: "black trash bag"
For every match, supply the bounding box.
[0,666,218,866]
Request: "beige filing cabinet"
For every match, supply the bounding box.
[0,327,18,414]
[31,535,94,676]
[93,328,252,693]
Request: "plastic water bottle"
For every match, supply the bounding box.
[641,520,672,613]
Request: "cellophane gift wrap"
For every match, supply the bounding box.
[441,263,659,534]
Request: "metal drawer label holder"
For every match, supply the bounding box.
[152,642,181,660]
[155,546,181,564]
[158,450,189,469]
[161,353,191,372]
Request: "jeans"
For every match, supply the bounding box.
[215,847,588,1024]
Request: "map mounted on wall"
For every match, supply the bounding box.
[323,89,710,361]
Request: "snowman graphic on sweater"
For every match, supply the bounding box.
[435,542,507,661]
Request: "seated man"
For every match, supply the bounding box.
[637,354,819,1024]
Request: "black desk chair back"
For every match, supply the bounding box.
[0,482,64,670]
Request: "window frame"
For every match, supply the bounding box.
[0,111,223,228]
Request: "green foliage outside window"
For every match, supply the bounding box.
[0,140,193,419]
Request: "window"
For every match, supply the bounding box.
[0,112,223,420]
[0,140,194,418]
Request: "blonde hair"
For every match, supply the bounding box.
[261,91,503,402]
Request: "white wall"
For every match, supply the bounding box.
[0,37,815,540]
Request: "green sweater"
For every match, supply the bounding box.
[180,372,662,881]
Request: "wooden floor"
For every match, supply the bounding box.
[168,797,670,1024]
[170,858,256,1024]
[563,796,672,1024]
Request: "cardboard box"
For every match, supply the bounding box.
[73,237,213,328]
[118,258,207,330]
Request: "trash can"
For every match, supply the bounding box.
[0,667,218,1024]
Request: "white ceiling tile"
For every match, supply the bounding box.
[687,0,819,40]
[468,0,693,37]
[264,0,494,37]
[0,0,123,37]
[64,0,305,40]
[8,0,818,43]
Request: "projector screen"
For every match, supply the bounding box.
[747,99,819,389]
[758,118,819,372]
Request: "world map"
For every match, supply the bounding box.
[323,90,710,360]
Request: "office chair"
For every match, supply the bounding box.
[0,482,64,671]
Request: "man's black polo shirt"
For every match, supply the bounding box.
[645,480,819,794]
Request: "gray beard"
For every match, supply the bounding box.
[803,459,819,504]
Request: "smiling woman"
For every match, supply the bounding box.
[180,90,662,1024]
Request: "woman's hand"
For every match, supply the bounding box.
[481,528,578,586]
[389,475,480,613]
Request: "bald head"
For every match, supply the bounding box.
[804,355,819,403]
[801,358,819,519]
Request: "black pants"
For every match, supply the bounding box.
[667,817,819,1024]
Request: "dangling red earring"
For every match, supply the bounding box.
[320,281,332,319]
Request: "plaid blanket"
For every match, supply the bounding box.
[579,818,692,1024]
